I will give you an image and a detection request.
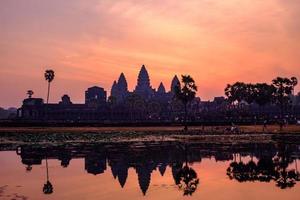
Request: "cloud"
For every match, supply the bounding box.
[0,0,299,107]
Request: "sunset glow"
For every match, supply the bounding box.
[1,0,300,108]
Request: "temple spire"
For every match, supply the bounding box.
[136,65,150,88]
[117,73,128,94]
[171,75,180,93]
[111,81,118,97]
[157,82,166,94]
[134,65,153,98]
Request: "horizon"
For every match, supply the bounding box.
[1,0,300,108]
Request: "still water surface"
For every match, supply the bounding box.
[0,142,300,200]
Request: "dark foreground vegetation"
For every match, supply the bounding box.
[1,125,300,148]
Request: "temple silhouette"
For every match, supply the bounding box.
[17,64,300,123]
[18,65,193,122]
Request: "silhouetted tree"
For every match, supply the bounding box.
[44,69,55,120]
[27,90,34,98]
[272,77,294,130]
[44,69,55,104]
[291,77,298,96]
[175,75,197,131]
[225,82,248,105]
[244,84,255,105]
[291,77,298,115]
[252,83,275,129]
[253,83,275,111]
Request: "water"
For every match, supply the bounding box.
[0,142,300,200]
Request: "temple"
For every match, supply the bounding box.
[110,64,176,104]
[19,65,187,122]
[134,65,155,99]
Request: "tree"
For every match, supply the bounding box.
[175,75,197,131]
[44,69,55,120]
[27,90,34,98]
[272,77,294,130]
[291,77,298,115]
[251,83,275,131]
[291,77,298,96]
[44,69,55,104]
[225,82,253,125]
[253,83,275,109]
[225,82,250,106]
[244,84,256,105]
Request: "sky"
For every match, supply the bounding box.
[0,0,300,108]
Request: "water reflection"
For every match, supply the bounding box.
[12,142,300,196]
[43,156,53,194]
[173,145,199,195]
[226,144,300,189]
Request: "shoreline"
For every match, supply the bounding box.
[1,125,300,148]
[1,124,300,133]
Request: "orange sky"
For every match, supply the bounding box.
[0,0,300,108]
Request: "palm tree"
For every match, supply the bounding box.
[175,75,197,131]
[27,90,34,98]
[44,69,55,104]
[44,70,55,120]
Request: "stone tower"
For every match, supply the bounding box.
[171,75,181,94]
[111,81,118,98]
[134,65,154,99]
[110,73,129,103]
[117,73,128,93]
[157,82,166,94]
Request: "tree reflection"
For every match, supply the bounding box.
[174,145,199,196]
[227,148,300,189]
[175,165,199,195]
[43,156,53,194]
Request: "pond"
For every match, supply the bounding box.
[0,142,300,200]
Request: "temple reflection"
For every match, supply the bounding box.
[14,142,300,195]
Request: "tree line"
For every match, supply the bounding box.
[224,77,298,127]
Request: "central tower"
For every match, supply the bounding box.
[134,65,154,99]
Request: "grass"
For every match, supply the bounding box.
[0,124,300,134]
[0,125,300,147]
